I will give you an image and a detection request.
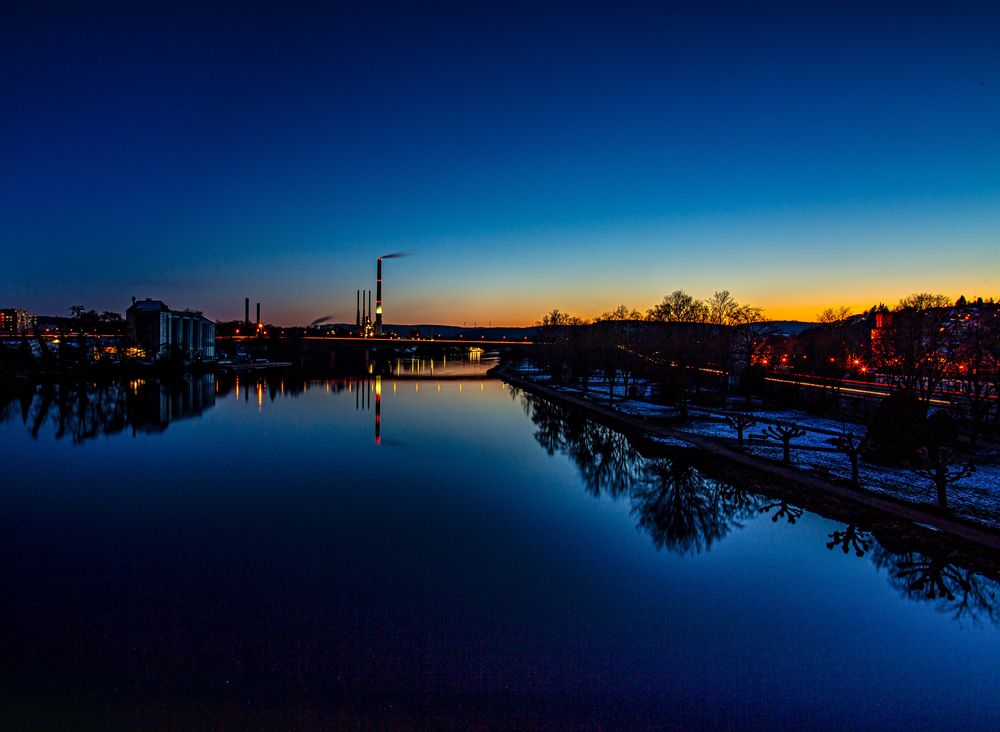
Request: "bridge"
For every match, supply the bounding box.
[219,335,535,347]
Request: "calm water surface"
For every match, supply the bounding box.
[2,367,998,729]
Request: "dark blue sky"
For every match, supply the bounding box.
[2,1,998,324]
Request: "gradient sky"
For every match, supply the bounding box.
[2,1,998,325]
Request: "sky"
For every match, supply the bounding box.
[2,1,998,325]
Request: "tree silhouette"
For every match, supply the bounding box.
[910,446,975,510]
[632,455,757,555]
[758,499,804,524]
[872,546,999,624]
[831,427,863,487]
[725,412,757,449]
[761,422,807,464]
[826,524,873,557]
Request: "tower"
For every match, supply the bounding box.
[375,258,383,336]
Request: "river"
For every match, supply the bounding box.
[2,363,998,729]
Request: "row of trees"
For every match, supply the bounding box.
[542,289,766,328]
[534,290,999,436]
[535,290,770,414]
[520,391,998,622]
[523,290,996,512]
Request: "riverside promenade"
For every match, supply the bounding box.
[494,365,1000,553]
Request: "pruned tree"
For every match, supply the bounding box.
[724,412,757,449]
[831,426,863,487]
[911,446,975,510]
[761,421,807,464]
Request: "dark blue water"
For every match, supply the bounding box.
[2,373,998,729]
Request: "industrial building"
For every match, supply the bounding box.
[0,308,36,334]
[126,298,216,359]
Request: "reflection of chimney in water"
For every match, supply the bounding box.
[375,376,381,445]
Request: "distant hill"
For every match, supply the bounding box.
[764,320,818,336]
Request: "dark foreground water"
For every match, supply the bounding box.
[2,371,998,730]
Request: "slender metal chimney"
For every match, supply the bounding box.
[368,289,372,325]
[245,297,250,325]
[356,290,361,329]
[256,302,260,325]
[375,258,383,336]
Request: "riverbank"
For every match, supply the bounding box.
[493,365,1000,553]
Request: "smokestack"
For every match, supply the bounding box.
[356,290,361,329]
[256,302,260,325]
[375,258,383,336]
[245,297,249,325]
[368,290,372,324]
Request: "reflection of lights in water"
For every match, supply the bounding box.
[415,382,419,392]
[393,382,397,394]
[480,382,484,391]
[437,383,440,393]
[280,380,284,395]
[459,383,463,392]
[235,376,240,400]
[257,382,263,410]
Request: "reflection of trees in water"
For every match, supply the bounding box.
[0,377,216,444]
[827,525,874,557]
[520,391,1000,622]
[8,382,130,444]
[522,392,758,553]
[634,454,761,555]
[870,545,999,624]
[758,499,804,525]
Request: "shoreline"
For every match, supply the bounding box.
[494,365,1000,553]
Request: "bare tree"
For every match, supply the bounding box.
[598,304,642,321]
[733,304,771,383]
[871,296,951,401]
[897,292,952,310]
[950,312,998,449]
[816,305,853,324]
[725,412,757,449]
[762,421,807,464]
[911,446,975,510]
[540,309,588,327]
[831,426,863,487]
[646,290,708,323]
